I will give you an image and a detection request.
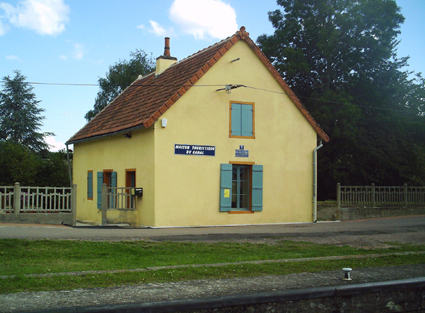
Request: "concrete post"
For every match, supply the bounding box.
[372,183,376,208]
[72,184,77,226]
[336,183,341,220]
[13,182,20,218]
[404,183,408,207]
[101,183,107,226]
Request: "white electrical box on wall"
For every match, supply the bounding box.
[162,119,167,128]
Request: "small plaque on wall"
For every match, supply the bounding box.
[235,149,249,158]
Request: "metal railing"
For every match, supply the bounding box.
[337,183,425,207]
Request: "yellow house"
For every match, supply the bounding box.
[67,27,329,227]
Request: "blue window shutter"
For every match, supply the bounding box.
[87,171,93,199]
[241,104,253,137]
[231,103,242,136]
[220,164,232,212]
[252,165,263,211]
[97,172,103,209]
[111,172,117,187]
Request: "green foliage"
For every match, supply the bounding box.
[0,141,39,185]
[0,70,52,152]
[0,141,70,186]
[85,49,155,121]
[258,0,425,199]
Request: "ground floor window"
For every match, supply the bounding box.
[220,163,263,212]
[232,165,250,210]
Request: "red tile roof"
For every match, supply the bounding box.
[67,27,329,144]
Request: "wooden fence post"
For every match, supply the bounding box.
[13,182,20,218]
[404,183,408,207]
[372,183,376,208]
[72,184,77,226]
[101,183,107,226]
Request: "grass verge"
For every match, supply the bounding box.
[1,239,424,294]
[1,239,424,276]
[2,254,424,294]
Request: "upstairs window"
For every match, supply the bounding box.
[230,102,255,138]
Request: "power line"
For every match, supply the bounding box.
[1,80,422,114]
[0,80,228,88]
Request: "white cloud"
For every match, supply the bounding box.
[0,0,70,36]
[149,20,167,36]
[169,0,237,39]
[138,20,174,37]
[72,42,83,60]
[6,55,20,61]
[0,19,9,35]
[45,135,66,152]
[60,41,84,60]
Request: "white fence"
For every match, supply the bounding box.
[337,183,425,207]
[0,183,73,214]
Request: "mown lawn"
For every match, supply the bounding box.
[1,239,424,293]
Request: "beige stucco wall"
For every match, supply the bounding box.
[72,40,319,227]
[72,127,155,226]
[152,40,317,227]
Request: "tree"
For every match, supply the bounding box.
[85,49,155,121]
[0,70,52,152]
[0,141,39,185]
[258,0,404,96]
[0,141,70,186]
[258,0,425,199]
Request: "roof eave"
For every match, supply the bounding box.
[66,124,147,145]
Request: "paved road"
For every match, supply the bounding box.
[0,216,424,246]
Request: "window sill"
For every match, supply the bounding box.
[229,135,255,139]
[228,211,254,214]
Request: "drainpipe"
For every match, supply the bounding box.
[66,144,72,187]
[313,141,323,223]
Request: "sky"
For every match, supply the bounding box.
[1,0,424,151]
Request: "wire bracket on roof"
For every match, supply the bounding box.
[216,84,245,94]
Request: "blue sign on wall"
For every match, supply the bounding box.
[235,149,249,158]
[175,144,216,156]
